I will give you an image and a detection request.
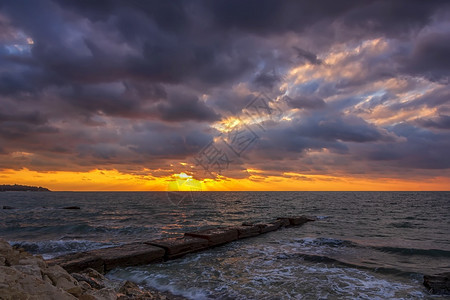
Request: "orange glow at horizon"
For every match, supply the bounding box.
[0,168,448,191]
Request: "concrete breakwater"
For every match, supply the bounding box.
[47,216,315,274]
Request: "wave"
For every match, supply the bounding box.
[9,239,117,259]
[373,245,450,258]
[295,237,450,258]
[3,223,156,236]
[276,252,419,278]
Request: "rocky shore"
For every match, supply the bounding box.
[1,217,315,299]
[0,239,185,300]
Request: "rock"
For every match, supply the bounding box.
[12,264,42,277]
[47,252,104,274]
[0,266,77,300]
[67,286,83,297]
[147,236,209,260]
[277,216,315,227]
[78,280,93,291]
[50,243,166,274]
[89,242,165,272]
[424,272,450,295]
[81,268,105,281]
[0,238,187,300]
[184,227,239,246]
[287,216,315,226]
[72,272,105,289]
[78,294,97,300]
[2,205,15,209]
[43,265,79,291]
[233,225,261,239]
[18,256,48,269]
[118,281,149,298]
[276,218,291,227]
[258,220,282,233]
[62,206,81,210]
[82,287,117,299]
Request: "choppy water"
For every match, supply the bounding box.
[1,191,449,299]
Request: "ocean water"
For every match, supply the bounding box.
[1,191,449,299]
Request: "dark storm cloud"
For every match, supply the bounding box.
[286,95,326,110]
[401,30,450,82]
[155,91,221,122]
[0,0,449,179]
[415,115,450,130]
[363,124,450,169]
[293,47,323,65]
[0,111,47,125]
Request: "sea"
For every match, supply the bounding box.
[0,191,449,299]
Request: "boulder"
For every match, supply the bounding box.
[146,236,209,260]
[89,243,165,272]
[71,272,105,290]
[424,272,450,295]
[0,238,187,300]
[185,227,239,246]
[0,266,77,300]
[43,265,80,292]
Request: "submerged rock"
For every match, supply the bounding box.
[424,272,450,295]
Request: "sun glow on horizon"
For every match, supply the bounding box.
[0,168,448,192]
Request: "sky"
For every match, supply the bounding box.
[0,0,449,191]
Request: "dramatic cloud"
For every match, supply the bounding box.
[0,0,449,189]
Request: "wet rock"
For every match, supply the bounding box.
[147,236,209,260]
[117,281,153,298]
[276,218,291,227]
[82,287,117,299]
[184,227,239,246]
[1,238,186,300]
[0,266,77,300]
[62,206,81,210]
[81,268,105,281]
[234,225,261,239]
[277,216,315,227]
[44,265,80,292]
[48,252,104,274]
[72,272,105,290]
[0,240,78,300]
[258,220,282,233]
[288,216,315,226]
[424,272,450,295]
[89,242,165,272]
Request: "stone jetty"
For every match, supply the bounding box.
[47,216,315,274]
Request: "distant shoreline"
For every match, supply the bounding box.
[0,184,50,192]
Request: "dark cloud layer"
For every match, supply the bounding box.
[0,0,449,181]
